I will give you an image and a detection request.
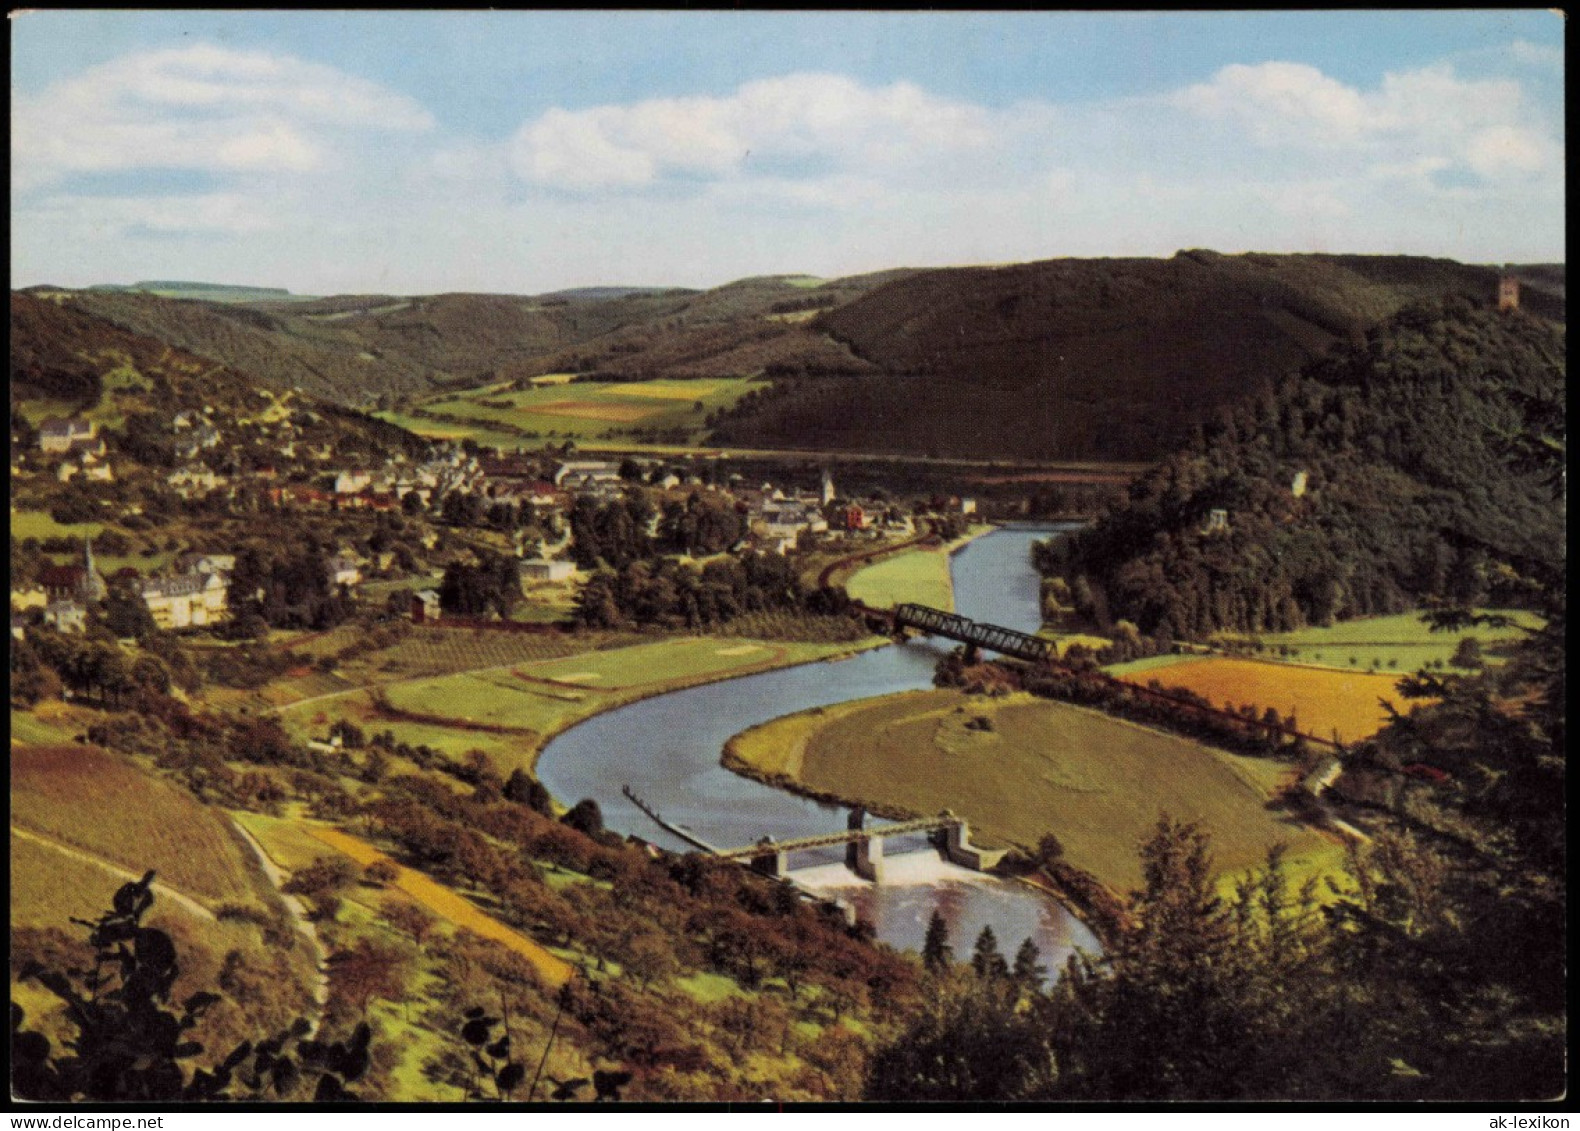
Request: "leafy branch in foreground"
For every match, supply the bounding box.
[11,871,371,1102]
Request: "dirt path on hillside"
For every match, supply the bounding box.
[304,825,575,989]
[230,820,331,1036]
[11,824,216,923]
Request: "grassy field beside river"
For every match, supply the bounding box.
[279,633,887,776]
[726,688,1339,895]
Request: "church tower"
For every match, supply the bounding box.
[821,468,836,506]
[81,536,107,603]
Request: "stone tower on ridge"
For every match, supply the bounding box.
[1498,272,1521,312]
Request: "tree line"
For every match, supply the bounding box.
[574,553,851,632]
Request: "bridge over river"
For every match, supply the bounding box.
[885,602,1056,664]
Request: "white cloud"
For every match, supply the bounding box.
[1168,60,1556,181]
[1172,62,1371,146]
[510,72,993,189]
[12,43,433,190]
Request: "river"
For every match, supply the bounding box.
[536,524,1101,974]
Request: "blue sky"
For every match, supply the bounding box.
[11,11,1565,294]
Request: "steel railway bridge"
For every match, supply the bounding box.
[889,602,1055,663]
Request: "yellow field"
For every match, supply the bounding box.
[1119,657,1415,744]
[605,380,722,399]
[305,826,575,988]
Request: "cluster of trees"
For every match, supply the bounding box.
[437,552,522,618]
[566,487,746,573]
[874,793,1563,1100]
[567,493,655,571]
[656,493,747,557]
[1042,302,1564,637]
[11,626,179,708]
[575,553,850,631]
[226,542,355,634]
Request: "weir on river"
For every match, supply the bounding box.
[537,524,1101,975]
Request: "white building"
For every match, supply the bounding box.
[554,460,621,487]
[140,573,228,630]
[328,553,363,587]
[38,418,97,454]
[335,470,373,494]
[520,558,577,583]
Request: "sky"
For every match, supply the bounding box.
[10,10,1566,296]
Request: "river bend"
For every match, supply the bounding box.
[537,525,1100,971]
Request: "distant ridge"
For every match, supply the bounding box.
[89,281,293,296]
[538,285,694,302]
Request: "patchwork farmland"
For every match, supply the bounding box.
[380,375,765,450]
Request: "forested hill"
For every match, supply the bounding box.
[711,252,1564,461]
[1040,299,1565,639]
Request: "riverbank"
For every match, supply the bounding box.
[514,634,893,777]
[828,522,997,610]
[279,631,894,785]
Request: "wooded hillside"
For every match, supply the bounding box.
[1041,299,1565,638]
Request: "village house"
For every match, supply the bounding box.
[43,599,87,634]
[554,460,622,489]
[167,465,225,497]
[327,552,364,587]
[411,589,442,624]
[173,423,222,461]
[10,585,49,612]
[38,417,98,455]
[334,470,374,494]
[174,552,236,577]
[140,571,228,630]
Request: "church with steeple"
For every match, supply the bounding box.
[39,537,107,605]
